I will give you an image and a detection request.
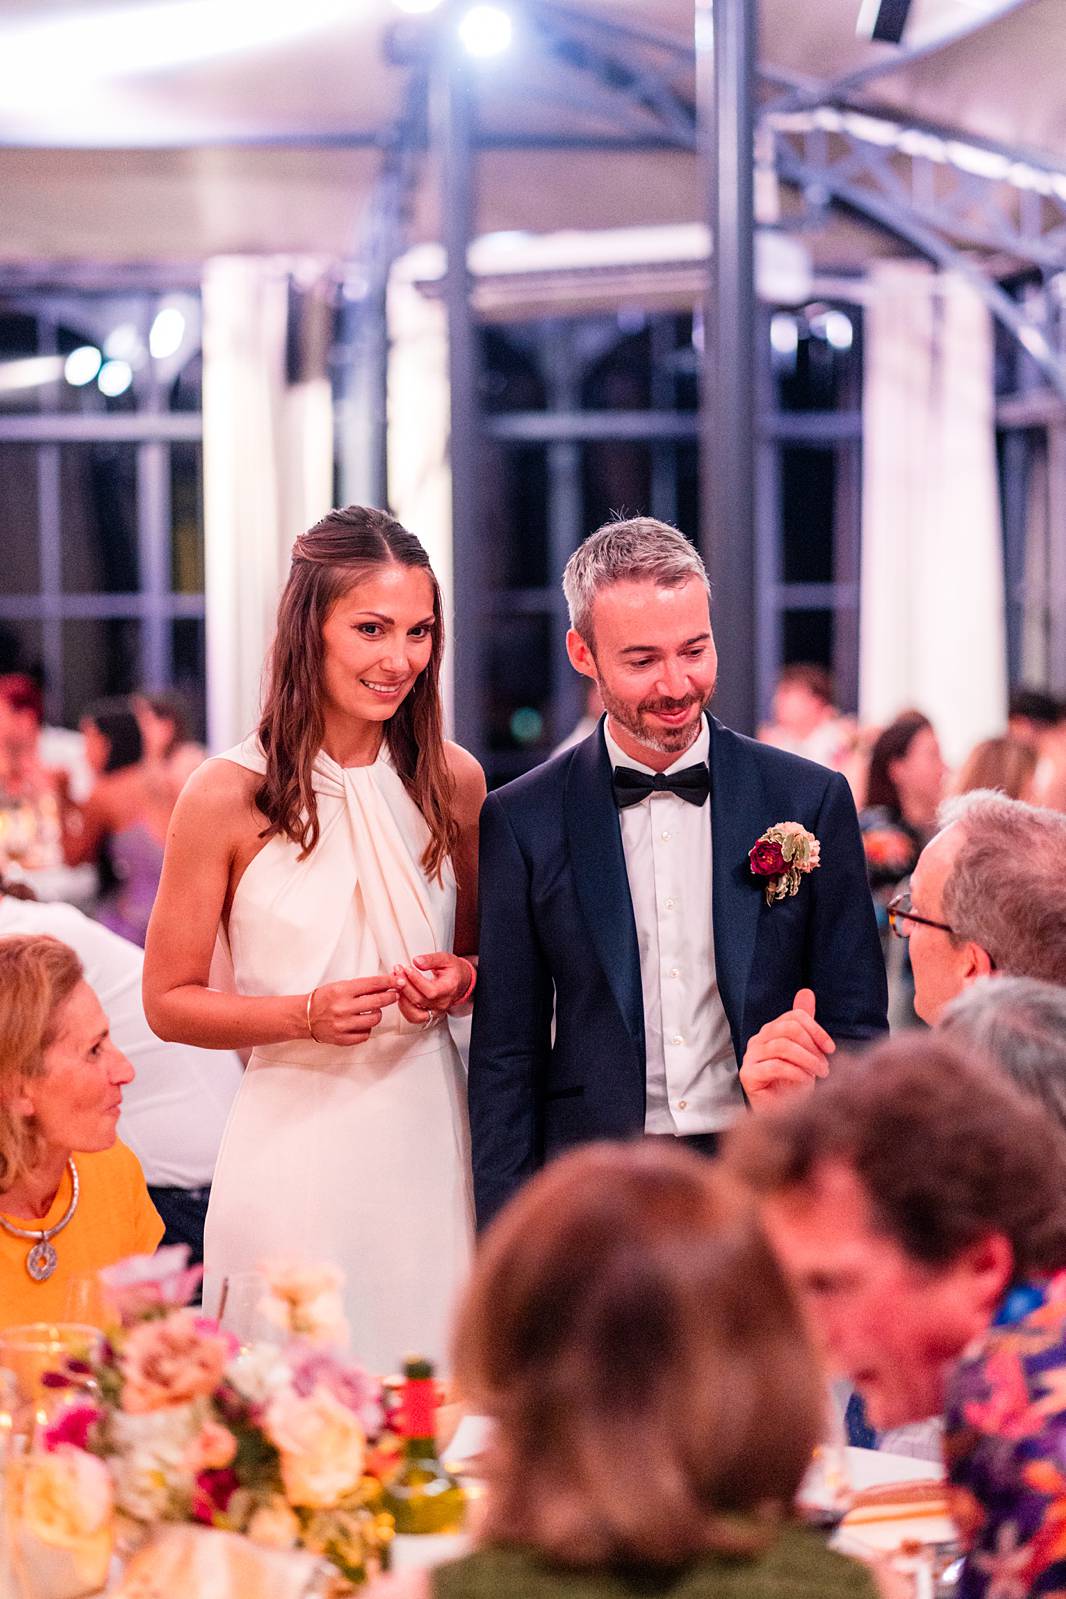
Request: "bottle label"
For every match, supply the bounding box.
[403,1377,436,1439]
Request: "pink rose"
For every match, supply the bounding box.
[184,1420,238,1474]
[120,1311,236,1414]
[99,1245,204,1324]
[43,1403,104,1454]
[749,839,787,877]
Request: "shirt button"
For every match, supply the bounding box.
[678,1099,688,1110]
[663,897,677,910]
[670,967,681,978]
[660,830,671,841]
[671,1035,684,1046]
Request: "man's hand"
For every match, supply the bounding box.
[739,988,835,1114]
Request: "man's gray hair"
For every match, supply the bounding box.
[562,517,710,643]
[936,789,1066,983]
[941,977,1066,1138]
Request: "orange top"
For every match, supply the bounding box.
[0,1141,163,1331]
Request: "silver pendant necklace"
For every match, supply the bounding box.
[0,1158,80,1281]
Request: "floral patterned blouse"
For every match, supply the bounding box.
[944,1276,1066,1599]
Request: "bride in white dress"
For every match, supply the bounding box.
[143,507,484,1374]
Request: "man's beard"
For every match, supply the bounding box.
[597,679,713,755]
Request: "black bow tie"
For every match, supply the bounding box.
[612,762,710,809]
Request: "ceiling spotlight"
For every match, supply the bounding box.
[458,4,513,58]
[769,313,799,358]
[98,360,133,398]
[64,346,102,386]
[822,311,854,351]
[103,323,141,362]
[149,306,185,360]
[856,0,913,45]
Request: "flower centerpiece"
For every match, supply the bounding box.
[19,1249,397,1591]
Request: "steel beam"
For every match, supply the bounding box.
[696,0,757,735]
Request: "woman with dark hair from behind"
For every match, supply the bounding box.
[367,1142,881,1599]
[60,697,180,947]
[858,710,947,897]
[142,506,484,1373]
[858,711,947,1029]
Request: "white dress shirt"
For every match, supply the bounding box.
[0,896,242,1188]
[604,718,743,1135]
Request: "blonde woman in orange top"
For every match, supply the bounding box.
[0,935,162,1330]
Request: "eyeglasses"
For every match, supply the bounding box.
[886,890,955,940]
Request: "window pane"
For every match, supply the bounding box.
[60,444,139,594]
[171,619,206,737]
[171,443,204,592]
[0,445,41,593]
[0,619,44,680]
[781,448,835,584]
[484,613,553,784]
[61,618,141,727]
[582,442,652,535]
[783,609,834,668]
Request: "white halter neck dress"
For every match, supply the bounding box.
[202,736,474,1375]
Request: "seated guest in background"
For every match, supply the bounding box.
[941,976,1066,1132]
[742,791,1066,1109]
[1008,686,1064,754]
[0,934,162,1330]
[1009,687,1066,812]
[133,689,205,790]
[950,734,1037,801]
[899,791,1066,1025]
[61,697,178,946]
[758,662,856,772]
[858,710,947,898]
[369,1141,880,1599]
[727,1036,1066,1599]
[0,876,240,1263]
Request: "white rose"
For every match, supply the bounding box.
[266,1385,365,1509]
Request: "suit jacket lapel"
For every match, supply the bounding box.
[565,723,645,1057]
[709,715,764,1045]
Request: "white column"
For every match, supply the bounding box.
[860,262,1007,767]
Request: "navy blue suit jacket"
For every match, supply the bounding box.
[468,715,888,1229]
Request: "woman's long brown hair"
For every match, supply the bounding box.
[256,505,458,878]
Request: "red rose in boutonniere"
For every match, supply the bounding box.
[749,823,821,906]
[749,839,787,877]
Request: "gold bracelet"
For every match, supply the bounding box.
[306,988,318,1042]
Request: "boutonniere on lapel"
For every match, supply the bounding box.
[748,822,821,905]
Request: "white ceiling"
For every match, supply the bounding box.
[0,0,1059,265]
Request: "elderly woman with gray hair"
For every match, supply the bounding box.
[941,976,1066,1134]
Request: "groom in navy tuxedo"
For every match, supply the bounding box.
[469,517,887,1229]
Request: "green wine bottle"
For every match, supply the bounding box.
[383,1357,467,1537]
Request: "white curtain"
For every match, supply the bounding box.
[387,246,455,730]
[202,257,333,751]
[859,262,1007,767]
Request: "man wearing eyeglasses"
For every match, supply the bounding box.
[740,788,1066,1108]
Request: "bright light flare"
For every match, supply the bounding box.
[98,360,133,397]
[64,346,103,386]
[458,4,512,58]
[149,307,186,360]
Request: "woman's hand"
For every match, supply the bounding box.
[391,953,474,1023]
[307,977,399,1046]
